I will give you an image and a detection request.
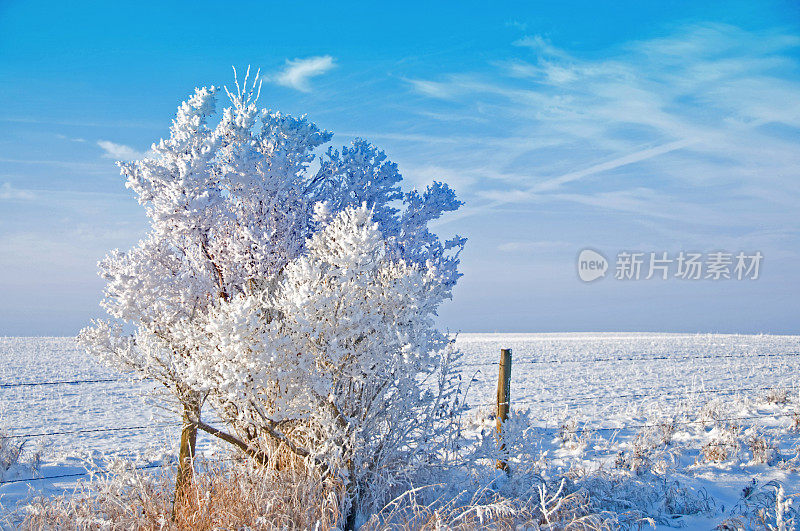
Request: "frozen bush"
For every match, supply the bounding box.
[183,205,464,525]
[0,432,25,481]
[79,67,465,514]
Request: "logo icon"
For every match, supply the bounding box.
[577,249,608,282]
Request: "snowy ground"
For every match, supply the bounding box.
[2,333,800,527]
[456,332,800,425]
[0,336,222,519]
[455,333,800,528]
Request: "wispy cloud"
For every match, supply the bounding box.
[0,182,35,200]
[400,23,800,242]
[56,134,86,143]
[512,35,570,59]
[96,140,147,161]
[274,55,336,92]
[404,77,460,99]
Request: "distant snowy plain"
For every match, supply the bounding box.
[2,333,800,527]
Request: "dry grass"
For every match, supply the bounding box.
[22,457,341,530]
[746,434,779,465]
[699,442,730,463]
[557,420,593,453]
[362,479,627,530]
[790,411,800,434]
[764,388,789,406]
[20,388,797,529]
[19,456,658,530]
[613,418,677,475]
[697,423,741,464]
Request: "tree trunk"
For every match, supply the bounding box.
[173,401,201,517]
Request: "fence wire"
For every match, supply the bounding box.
[459,350,800,368]
[2,348,799,487]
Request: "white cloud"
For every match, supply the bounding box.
[56,134,86,143]
[403,23,800,241]
[96,140,147,161]
[0,182,34,200]
[404,77,460,99]
[512,35,569,59]
[274,55,336,92]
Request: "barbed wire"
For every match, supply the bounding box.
[2,351,797,388]
[472,383,798,409]
[0,377,153,389]
[3,383,791,440]
[2,379,797,440]
[465,370,791,395]
[476,411,799,434]
[0,457,241,486]
[0,462,166,485]
[459,350,800,368]
[3,422,181,439]
[561,411,800,433]
[2,351,798,487]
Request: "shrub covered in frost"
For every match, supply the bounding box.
[78,69,465,522]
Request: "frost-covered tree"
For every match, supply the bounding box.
[79,69,465,513]
[182,205,461,526]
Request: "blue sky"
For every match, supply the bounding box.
[1,1,799,335]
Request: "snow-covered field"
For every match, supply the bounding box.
[2,333,800,527]
[456,332,800,425]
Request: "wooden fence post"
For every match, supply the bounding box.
[496,348,512,471]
